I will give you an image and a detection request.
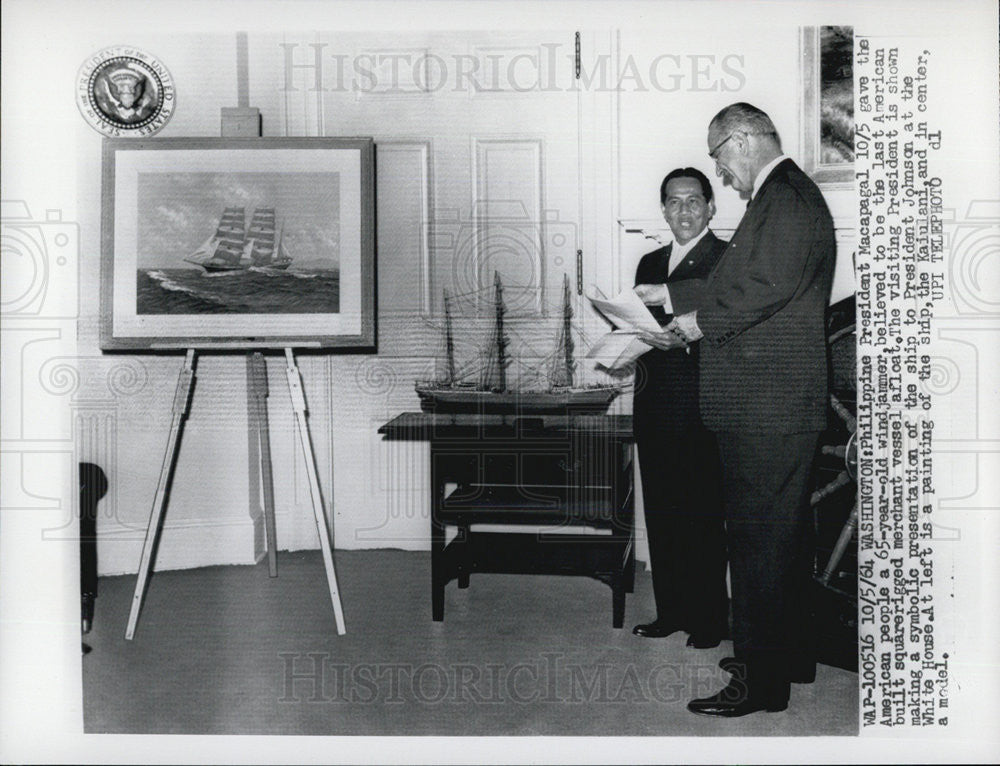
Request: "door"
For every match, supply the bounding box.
[258,28,621,548]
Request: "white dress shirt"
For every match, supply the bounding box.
[661,226,710,314]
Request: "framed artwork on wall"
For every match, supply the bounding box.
[100,137,375,350]
[800,26,855,188]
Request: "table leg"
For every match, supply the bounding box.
[612,574,626,629]
[457,524,470,589]
[431,516,445,621]
[625,539,636,594]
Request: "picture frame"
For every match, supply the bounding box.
[100,137,376,351]
[800,26,855,188]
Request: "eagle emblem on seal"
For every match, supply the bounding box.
[77,47,175,136]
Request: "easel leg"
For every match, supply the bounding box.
[284,349,346,635]
[247,352,278,577]
[125,350,196,640]
[246,355,264,552]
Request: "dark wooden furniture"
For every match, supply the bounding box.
[79,462,107,635]
[378,413,635,627]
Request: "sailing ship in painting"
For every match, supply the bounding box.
[415,273,622,415]
[184,207,293,273]
[136,205,339,315]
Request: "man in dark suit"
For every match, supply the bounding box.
[630,168,729,648]
[643,103,836,717]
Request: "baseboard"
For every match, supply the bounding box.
[100,513,612,575]
[97,516,259,576]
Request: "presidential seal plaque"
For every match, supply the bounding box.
[77,46,175,137]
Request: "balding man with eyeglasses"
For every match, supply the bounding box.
[642,102,836,717]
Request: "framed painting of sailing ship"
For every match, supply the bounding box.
[100,137,375,350]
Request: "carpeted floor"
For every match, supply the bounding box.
[82,549,858,736]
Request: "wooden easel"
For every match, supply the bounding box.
[124,348,346,639]
[125,32,345,640]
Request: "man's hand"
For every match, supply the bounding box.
[672,312,703,342]
[633,284,668,305]
[638,325,689,351]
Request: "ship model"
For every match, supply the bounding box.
[415,272,622,415]
[184,207,293,273]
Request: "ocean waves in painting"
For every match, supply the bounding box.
[137,268,339,314]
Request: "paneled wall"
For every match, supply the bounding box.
[67,27,853,576]
[73,30,621,574]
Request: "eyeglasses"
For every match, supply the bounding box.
[708,133,735,159]
[708,130,777,159]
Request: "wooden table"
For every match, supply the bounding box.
[378,413,635,627]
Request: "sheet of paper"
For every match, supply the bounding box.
[586,285,663,332]
[585,329,650,370]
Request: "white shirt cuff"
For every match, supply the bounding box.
[661,284,674,315]
[675,311,703,341]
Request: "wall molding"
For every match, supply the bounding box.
[98,515,257,576]
[618,219,857,247]
[376,140,434,314]
[472,136,546,314]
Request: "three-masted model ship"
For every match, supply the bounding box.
[184,206,293,273]
[415,273,622,414]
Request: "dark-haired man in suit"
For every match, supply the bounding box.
[629,168,729,649]
[643,103,836,717]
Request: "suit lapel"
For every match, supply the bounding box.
[754,157,794,200]
[706,162,795,282]
[658,243,673,281]
[707,205,759,286]
[723,159,793,242]
[668,232,714,281]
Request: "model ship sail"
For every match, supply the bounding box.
[415,272,621,414]
[185,207,292,273]
[480,272,510,392]
[442,289,456,385]
[547,274,576,389]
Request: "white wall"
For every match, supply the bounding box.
[74,33,340,574]
[77,28,621,575]
[69,24,856,576]
[616,25,855,297]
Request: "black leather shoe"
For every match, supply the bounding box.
[686,633,723,649]
[687,682,787,718]
[632,620,684,638]
[718,656,815,684]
